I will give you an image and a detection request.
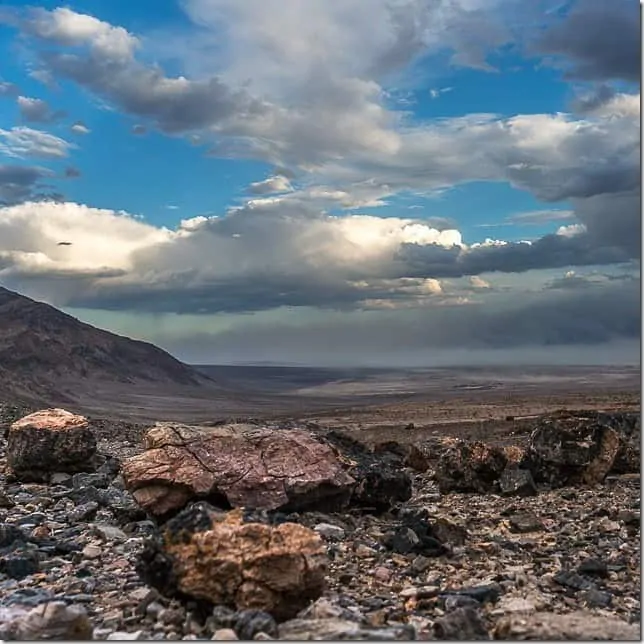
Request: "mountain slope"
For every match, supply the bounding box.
[0,286,212,403]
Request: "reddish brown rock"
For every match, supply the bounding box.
[373,441,430,472]
[122,423,356,517]
[136,504,326,621]
[7,409,97,482]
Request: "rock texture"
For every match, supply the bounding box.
[521,413,623,487]
[434,439,508,494]
[493,610,641,640]
[7,409,97,482]
[136,503,327,620]
[122,423,356,517]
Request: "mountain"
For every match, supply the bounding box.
[0,286,213,405]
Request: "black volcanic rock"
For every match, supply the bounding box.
[0,286,212,403]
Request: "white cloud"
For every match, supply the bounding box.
[248,175,293,195]
[17,96,61,123]
[0,127,74,159]
[70,121,91,135]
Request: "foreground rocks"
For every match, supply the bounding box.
[0,404,640,640]
[7,409,97,482]
[122,423,413,518]
[122,423,356,517]
[136,503,327,620]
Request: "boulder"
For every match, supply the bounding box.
[520,413,623,487]
[492,610,640,640]
[434,440,508,494]
[7,409,97,482]
[136,503,327,621]
[602,412,640,474]
[321,431,413,510]
[122,423,356,518]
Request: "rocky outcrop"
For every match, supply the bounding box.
[122,423,356,517]
[136,503,327,621]
[321,431,413,510]
[6,409,97,482]
[372,441,430,472]
[434,440,508,494]
[520,413,624,487]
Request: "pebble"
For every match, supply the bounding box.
[212,628,239,640]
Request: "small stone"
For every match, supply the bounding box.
[82,544,102,559]
[410,555,432,575]
[106,630,146,640]
[583,588,613,608]
[254,632,274,640]
[598,517,621,533]
[233,609,279,640]
[373,566,392,582]
[577,557,609,578]
[10,601,93,640]
[67,502,99,523]
[212,628,239,640]
[553,570,594,591]
[508,512,543,533]
[314,523,345,540]
[355,543,377,557]
[93,523,128,542]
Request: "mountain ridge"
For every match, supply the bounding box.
[0,286,213,404]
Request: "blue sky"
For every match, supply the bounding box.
[0,0,640,365]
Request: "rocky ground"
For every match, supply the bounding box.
[0,402,640,640]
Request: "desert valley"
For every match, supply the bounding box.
[0,286,640,640]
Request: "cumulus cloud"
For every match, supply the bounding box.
[0,127,74,159]
[0,198,636,316]
[17,96,64,123]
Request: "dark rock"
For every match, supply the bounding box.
[0,549,40,579]
[0,523,26,549]
[2,588,54,606]
[233,609,279,640]
[553,570,594,591]
[322,430,412,511]
[383,509,449,556]
[583,588,613,608]
[499,468,537,497]
[433,607,490,640]
[577,558,609,578]
[443,595,481,611]
[434,440,508,494]
[67,502,99,523]
[520,412,623,487]
[372,441,429,472]
[444,583,501,605]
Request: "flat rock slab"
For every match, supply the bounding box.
[122,423,356,517]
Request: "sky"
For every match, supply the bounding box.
[0,0,640,367]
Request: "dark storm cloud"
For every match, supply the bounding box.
[165,279,640,363]
[532,0,641,83]
[0,164,52,204]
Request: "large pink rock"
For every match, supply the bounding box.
[7,409,97,481]
[122,423,356,517]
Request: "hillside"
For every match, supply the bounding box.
[0,286,212,404]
